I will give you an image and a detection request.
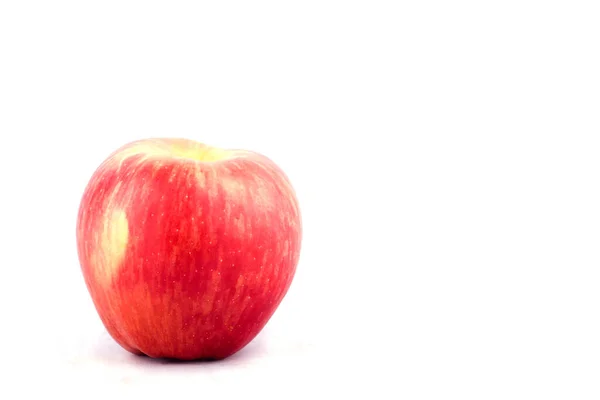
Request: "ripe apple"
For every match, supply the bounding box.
[76,138,302,360]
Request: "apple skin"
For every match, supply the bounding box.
[76,138,302,360]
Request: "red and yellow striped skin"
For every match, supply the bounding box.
[76,138,301,360]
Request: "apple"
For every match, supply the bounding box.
[76,138,302,360]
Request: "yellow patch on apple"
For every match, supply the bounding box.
[95,208,129,284]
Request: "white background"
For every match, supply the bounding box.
[1,1,599,398]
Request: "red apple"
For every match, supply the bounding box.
[76,138,302,360]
